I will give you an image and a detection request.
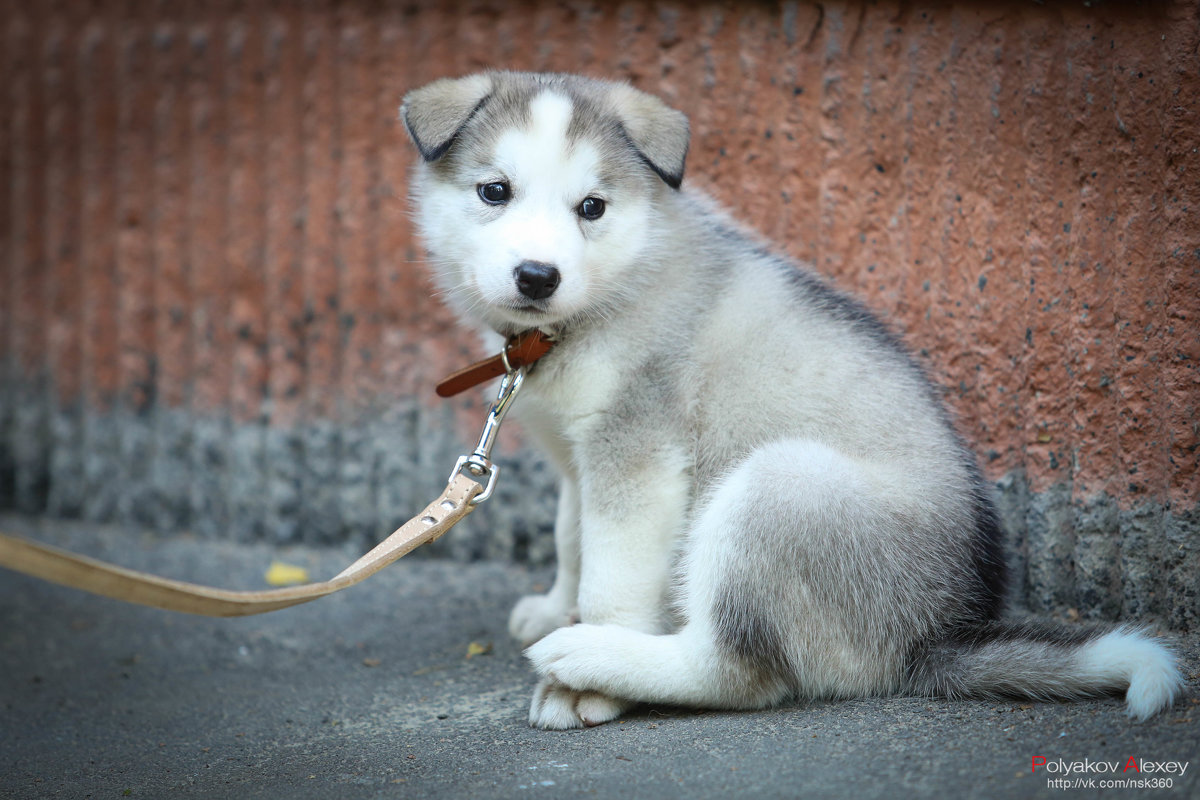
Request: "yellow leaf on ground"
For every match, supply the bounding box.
[265,561,310,586]
[465,641,493,659]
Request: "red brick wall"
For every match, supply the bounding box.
[2,1,1197,625]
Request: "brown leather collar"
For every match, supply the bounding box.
[436,330,556,397]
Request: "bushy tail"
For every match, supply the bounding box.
[905,620,1184,721]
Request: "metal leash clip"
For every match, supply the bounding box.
[449,364,526,505]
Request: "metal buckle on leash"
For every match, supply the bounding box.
[449,363,526,505]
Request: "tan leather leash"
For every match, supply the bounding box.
[0,333,555,617]
[0,474,483,617]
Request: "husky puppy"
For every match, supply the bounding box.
[400,71,1182,729]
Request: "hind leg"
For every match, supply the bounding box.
[526,443,806,714]
[528,438,955,720]
[528,620,791,715]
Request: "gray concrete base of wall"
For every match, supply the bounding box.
[2,391,1195,630]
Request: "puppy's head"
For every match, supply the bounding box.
[400,71,689,334]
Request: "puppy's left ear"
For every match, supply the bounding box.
[609,84,690,189]
[400,73,494,162]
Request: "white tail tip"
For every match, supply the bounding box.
[1080,628,1184,721]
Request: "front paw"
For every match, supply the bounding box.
[528,676,630,729]
[509,593,578,647]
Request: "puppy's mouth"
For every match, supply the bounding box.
[499,297,552,316]
[474,279,569,328]
[482,302,558,339]
[485,297,572,338]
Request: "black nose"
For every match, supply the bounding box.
[514,261,561,301]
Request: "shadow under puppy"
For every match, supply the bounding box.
[399,71,1182,730]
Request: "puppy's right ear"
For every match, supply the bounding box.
[400,74,493,162]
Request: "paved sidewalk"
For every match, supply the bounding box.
[1,513,1196,800]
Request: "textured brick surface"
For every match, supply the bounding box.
[1,1,1197,626]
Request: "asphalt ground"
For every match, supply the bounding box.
[1,512,1197,800]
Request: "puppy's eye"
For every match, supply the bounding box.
[577,196,605,221]
[478,182,511,205]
